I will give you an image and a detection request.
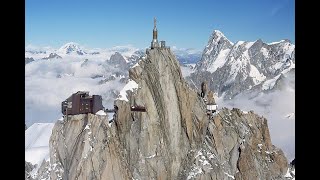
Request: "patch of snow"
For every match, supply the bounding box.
[245,41,255,49]
[261,47,269,57]
[108,121,113,127]
[235,41,245,46]
[25,123,55,174]
[273,61,285,71]
[84,124,90,130]
[95,110,107,116]
[249,65,266,85]
[227,49,251,83]
[209,154,216,159]
[202,160,210,166]
[145,154,156,159]
[207,49,230,73]
[187,166,203,180]
[117,79,139,102]
[212,30,234,45]
[205,46,214,55]
[268,40,286,45]
[132,63,140,68]
[262,74,281,90]
[284,168,292,178]
[224,172,235,179]
[195,150,203,158]
[132,60,141,68]
[58,117,64,121]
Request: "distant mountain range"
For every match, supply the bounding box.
[187,30,295,100]
[25,42,201,66]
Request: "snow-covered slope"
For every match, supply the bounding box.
[25,123,55,176]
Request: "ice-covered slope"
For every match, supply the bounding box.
[25,122,55,177]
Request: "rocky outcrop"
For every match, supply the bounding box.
[198,108,288,180]
[48,114,131,180]
[25,161,35,179]
[38,47,290,179]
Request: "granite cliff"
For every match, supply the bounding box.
[35,47,291,180]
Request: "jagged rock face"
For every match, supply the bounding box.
[195,108,288,180]
[48,114,131,180]
[127,50,145,67]
[189,31,295,99]
[195,30,234,72]
[41,48,290,180]
[108,52,129,70]
[25,161,35,179]
[115,48,208,179]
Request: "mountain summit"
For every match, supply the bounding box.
[32,46,291,179]
[57,42,87,55]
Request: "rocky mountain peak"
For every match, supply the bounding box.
[108,51,128,70]
[33,46,291,179]
[189,30,295,100]
[195,30,234,72]
[208,30,233,48]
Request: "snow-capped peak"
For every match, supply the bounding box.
[213,30,225,37]
[192,29,295,100]
[211,30,233,45]
[58,42,87,55]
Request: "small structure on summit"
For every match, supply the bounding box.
[199,82,218,115]
[61,91,104,115]
[206,90,217,114]
[151,17,159,49]
[149,17,169,50]
[61,90,147,119]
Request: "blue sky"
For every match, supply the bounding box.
[25,0,295,50]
